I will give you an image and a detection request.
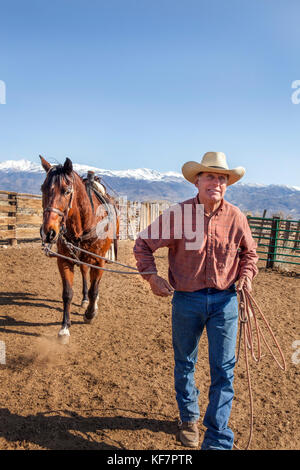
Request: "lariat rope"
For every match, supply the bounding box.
[234,287,286,450]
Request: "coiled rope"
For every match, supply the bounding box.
[234,287,286,450]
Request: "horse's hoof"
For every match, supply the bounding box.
[58,335,70,345]
[81,300,89,308]
[58,327,70,344]
[83,310,98,324]
[83,315,93,324]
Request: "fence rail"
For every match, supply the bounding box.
[247,215,300,267]
[1,190,299,269]
[118,199,172,240]
[0,190,42,245]
[0,190,172,245]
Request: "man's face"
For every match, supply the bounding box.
[195,172,228,203]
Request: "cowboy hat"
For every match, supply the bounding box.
[182,152,245,186]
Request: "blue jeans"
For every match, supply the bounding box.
[171,286,238,450]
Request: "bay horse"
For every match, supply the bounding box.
[40,156,119,343]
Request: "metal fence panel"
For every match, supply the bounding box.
[247,215,300,267]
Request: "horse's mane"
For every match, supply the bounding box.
[41,165,100,218]
[41,165,76,191]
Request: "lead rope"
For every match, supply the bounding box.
[234,287,286,450]
[42,238,157,275]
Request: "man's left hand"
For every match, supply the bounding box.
[237,276,252,292]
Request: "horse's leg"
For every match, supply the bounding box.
[83,266,103,324]
[80,264,89,308]
[57,259,74,343]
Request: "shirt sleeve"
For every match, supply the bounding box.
[238,214,259,281]
[133,212,175,281]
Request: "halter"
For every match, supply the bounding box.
[43,183,97,244]
[43,167,74,228]
[43,206,66,218]
[42,169,113,245]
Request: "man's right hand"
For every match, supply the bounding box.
[148,274,174,297]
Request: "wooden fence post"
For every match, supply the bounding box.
[8,193,17,246]
[258,209,267,245]
[266,216,280,268]
[282,219,291,247]
[293,220,300,251]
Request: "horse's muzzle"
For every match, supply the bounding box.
[41,226,58,244]
[46,228,58,243]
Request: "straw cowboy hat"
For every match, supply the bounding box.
[182,152,245,186]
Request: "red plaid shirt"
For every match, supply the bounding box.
[133,196,258,291]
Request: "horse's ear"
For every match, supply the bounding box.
[63,158,73,175]
[39,155,51,172]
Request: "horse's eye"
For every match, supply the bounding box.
[64,187,72,196]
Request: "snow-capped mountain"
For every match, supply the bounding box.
[0,159,42,173]
[0,159,182,182]
[0,159,299,218]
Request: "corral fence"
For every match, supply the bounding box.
[1,190,299,269]
[118,198,172,240]
[0,190,172,246]
[247,215,300,267]
[0,190,42,246]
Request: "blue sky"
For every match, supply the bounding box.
[0,0,300,185]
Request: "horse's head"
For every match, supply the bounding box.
[40,155,75,244]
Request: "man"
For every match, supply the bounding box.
[133,151,258,450]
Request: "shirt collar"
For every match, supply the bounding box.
[195,194,225,216]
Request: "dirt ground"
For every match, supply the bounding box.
[0,240,299,451]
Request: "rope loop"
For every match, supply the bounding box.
[234,286,286,450]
